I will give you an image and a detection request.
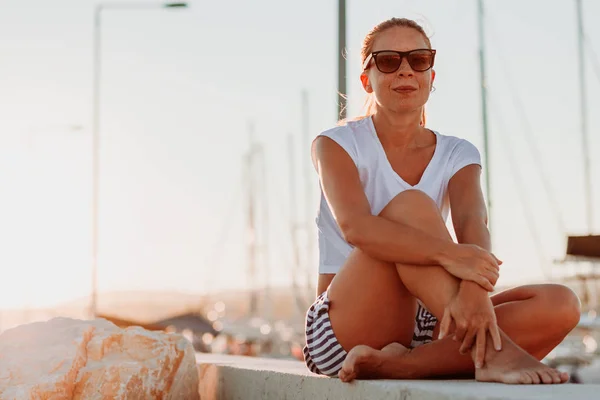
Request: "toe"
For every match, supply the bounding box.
[529,371,541,384]
[340,364,359,382]
[539,370,554,384]
[338,369,349,382]
[548,369,562,384]
[559,371,570,383]
[519,371,533,384]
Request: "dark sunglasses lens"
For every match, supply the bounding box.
[407,51,434,71]
[375,52,401,73]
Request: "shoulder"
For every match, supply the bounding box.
[434,131,478,152]
[319,117,372,140]
[433,131,482,178]
[314,124,354,155]
[314,117,373,161]
[434,131,481,160]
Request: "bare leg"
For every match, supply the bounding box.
[339,284,579,383]
[331,190,578,384]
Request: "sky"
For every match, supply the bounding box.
[0,0,599,311]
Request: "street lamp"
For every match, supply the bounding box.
[91,1,188,319]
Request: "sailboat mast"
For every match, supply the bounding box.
[302,91,315,296]
[288,134,306,315]
[246,122,258,316]
[338,0,347,120]
[477,0,492,235]
[576,0,593,232]
[258,143,271,323]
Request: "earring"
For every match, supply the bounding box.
[430,86,436,93]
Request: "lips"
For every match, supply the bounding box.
[393,85,417,92]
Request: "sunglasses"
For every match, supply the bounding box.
[362,49,436,73]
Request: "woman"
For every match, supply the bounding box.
[302,17,580,384]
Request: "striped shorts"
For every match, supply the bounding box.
[303,292,437,377]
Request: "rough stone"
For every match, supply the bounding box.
[0,317,199,400]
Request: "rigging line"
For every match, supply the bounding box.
[199,184,243,297]
[286,133,312,312]
[584,33,600,86]
[258,145,271,320]
[486,17,567,236]
[488,96,551,279]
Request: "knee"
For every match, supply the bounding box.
[379,190,440,221]
[542,284,581,333]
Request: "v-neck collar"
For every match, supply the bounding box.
[366,116,440,188]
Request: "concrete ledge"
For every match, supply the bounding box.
[196,354,600,400]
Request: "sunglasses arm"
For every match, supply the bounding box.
[362,53,373,71]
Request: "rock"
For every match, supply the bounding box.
[0,317,199,400]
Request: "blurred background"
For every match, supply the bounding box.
[0,0,599,382]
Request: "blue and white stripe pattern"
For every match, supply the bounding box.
[303,294,437,377]
[302,292,347,377]
[411,301,437,348]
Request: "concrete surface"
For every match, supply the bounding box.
[196,353,600,400]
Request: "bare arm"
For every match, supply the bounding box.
[314,136,455,266]
[449,164,491,253]
[313,138,499,297]
[448,164,501,291]
[445,164,503,360]
[317,274,335,298]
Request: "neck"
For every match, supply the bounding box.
[372,107,424,148]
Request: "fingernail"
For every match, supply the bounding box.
[476,362,482,368]
[496,345,502,351]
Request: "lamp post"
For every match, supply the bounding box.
[91,1,188,319]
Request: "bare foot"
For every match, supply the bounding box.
[338,343,409,382]
[476,335,570,384]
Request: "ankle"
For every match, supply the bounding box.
[471,334,503,368]
[385,347,417,379]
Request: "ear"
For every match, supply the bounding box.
[360,72,373,93]
[430,69,436,89]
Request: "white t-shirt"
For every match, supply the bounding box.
[314,115,482,274]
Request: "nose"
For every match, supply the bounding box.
[397,56,413,77]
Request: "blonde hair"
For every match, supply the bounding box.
[341,18,432,126]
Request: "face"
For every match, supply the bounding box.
[361,26,436,115]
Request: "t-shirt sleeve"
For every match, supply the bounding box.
[449,139,482,179]
[313,126,359,167]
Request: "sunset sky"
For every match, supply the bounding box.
[0,0,599,310]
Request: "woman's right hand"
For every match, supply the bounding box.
[439,282,502,368]
[438,244,501,292]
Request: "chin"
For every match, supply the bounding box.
[387,101,424,114]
